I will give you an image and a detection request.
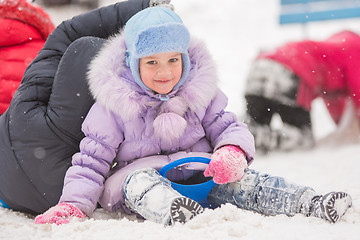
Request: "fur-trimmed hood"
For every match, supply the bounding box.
[88,30,219,122]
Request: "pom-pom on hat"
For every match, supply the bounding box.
[124,7,191,95]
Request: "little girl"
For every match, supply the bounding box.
[34,7,352,226]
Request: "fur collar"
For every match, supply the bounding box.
[87,31,219,123]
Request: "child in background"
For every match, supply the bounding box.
[245,31,360,153]
[34,7,352,226]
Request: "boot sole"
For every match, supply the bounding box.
[322,192,352,223]
[170,197,203,224]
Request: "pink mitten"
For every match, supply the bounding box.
[204,145,248,184]
[34,202,86,225]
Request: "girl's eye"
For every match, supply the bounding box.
[169,58,178,63]
[147,60,157,65]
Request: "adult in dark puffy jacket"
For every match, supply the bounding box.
[0,0,166,215]
[0,0,55,115]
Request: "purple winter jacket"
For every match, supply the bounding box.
[59,31,255,216]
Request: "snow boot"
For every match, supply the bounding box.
[123,168,203,225]
[170,197,203,224]
[306,192,352,223]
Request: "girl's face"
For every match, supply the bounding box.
[139,52,183,95]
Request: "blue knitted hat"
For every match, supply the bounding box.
[124,7,191,94]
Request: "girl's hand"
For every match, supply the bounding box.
[34,202,86,225]
[204,145,248,184]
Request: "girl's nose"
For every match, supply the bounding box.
[156,65,172,78]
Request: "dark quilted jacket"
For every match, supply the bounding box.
[0,0,150,215]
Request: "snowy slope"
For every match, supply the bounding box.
[1,0,360,239]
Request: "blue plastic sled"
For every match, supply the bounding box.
[0,198,10,209]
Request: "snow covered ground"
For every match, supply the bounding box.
[1,0,360,239]
[1,144,359,240]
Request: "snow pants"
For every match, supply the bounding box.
[208,168,314,216]
[123,168,315,223]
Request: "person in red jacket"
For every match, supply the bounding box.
[245,30,360,153]
[0,0,55,115]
